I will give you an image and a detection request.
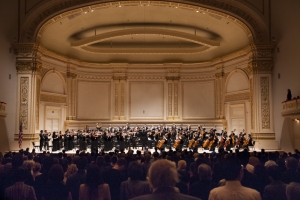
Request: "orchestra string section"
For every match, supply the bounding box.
[38,123,254,153]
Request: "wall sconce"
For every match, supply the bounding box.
[295,119,299,123]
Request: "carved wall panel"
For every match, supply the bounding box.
[174,82,179,117]
[114,82,119,117]
[20,77,29,130]
[35,78,40,130]
[120,82,125,116]
[168,83,172,116]
[250,78,254,129]
[261,77,270,129]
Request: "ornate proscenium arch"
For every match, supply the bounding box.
[19,0,269,44]
[71,28,219,54]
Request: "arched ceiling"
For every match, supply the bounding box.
[37,1,253,64]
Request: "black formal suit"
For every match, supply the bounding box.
[39,132,44,151]
[120,179,151,200]
[263,180,287,200]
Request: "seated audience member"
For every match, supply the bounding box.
[79,165,110,200]
[64,163,78,183]
[263,165,287,200]
[282,157,299,184]
[120,161,150,200]
[253,164,270,197]
[32,162,42,180]
[66,157,88,200]
[131,159,200,200]
[208,156,261,200]
[103,158,127,200]
[176,160,190,195]
[190,164,217,200]
[43,164,71,200]
[5,167,37,200]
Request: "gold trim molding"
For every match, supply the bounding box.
[225,92,250,102]
[40,94,67,103]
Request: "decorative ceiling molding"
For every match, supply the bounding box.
[71,28,219,54]
[19,0,268,44]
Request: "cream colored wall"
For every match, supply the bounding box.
[77,81,111,119]
[129,81,164,120]
[41,73,65,94]
[182,81,215,119]
[271,0,300,151]
[0,1,18,150]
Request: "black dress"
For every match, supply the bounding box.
[52,132,59,151]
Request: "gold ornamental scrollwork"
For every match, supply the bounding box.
[166,76,180,81]
[40,94,66,103]
[248,61,273,74]
[20,77,29,130]
[261,77,270,129]
[224,92,250,102]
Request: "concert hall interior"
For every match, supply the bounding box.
[0,0,300,153]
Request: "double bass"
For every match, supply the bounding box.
[202,139,210,148]
[173,139,181,148]
[188,139,195,148]
[156,139,165,148]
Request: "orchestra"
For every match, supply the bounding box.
[37,124,254,153]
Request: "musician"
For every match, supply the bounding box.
[59,131,63,149]
[147,130,154,148]
[117,132,126,150]
[130,130,138,149]
[52,131,59,151]
[209,135,219,151]
[186,124,191,132]
[125,123,130,131]
[79,132,87,151]
[140,128,148,150]
[230,131,236,149]
[67,131,74,150]
[39,130,44,151]
[91,131,99,153]
[103,132,113,151]
[43,130,50,151]
[96,123,101,131]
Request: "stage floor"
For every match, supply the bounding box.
[30,146,278,155]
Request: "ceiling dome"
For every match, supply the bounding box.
[38,1,251,64]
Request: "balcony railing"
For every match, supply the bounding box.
[281,98,300,119]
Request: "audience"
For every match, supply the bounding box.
[120,161,151,200]
[43,164,71,200]
[131,159,200,200]
[5,167,37,200]
[209,156,261,200]
[189,164,217,200]
[263,165,287,200]
[1,147,300,200]
[79,164,110,200]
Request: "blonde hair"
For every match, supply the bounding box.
[177,160,187,170]
[148,159,179,190]
[65,164,78,178]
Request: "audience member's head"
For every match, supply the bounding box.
[75,156,88,171]
[86,165,104,187]
[48,164,64,182]
[285,157,299,170]
[128,161,143,181]
[223,156,243,181]
[65,164,78,178]
[177,160,187,170]
[32,162,41,173]
[15,167,28,182]
[267,165,282,181]
[115,158,127,171]
[148,159,178,190]
[198,164,212,181]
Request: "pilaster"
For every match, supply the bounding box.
[247,43,277,149]
[166,76,180,120]
[112,75,127,120]
[13,43,40,148]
